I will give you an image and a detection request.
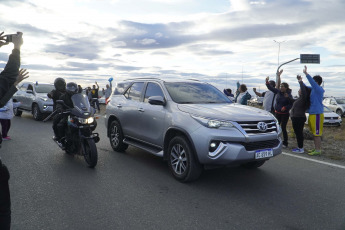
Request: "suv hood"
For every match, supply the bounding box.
[178,103,274,122]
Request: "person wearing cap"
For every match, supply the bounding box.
[253,79,277,114]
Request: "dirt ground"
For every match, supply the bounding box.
[285,119,345,163]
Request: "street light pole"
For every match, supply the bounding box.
[273,40,285,67]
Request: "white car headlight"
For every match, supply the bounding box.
[191,115,234,129]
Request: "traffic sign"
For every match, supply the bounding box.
[300,54,320,64]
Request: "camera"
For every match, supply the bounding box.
[5,34,17,43]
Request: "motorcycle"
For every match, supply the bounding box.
[44,93,100,168]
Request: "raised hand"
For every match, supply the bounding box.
[14,68,29,85]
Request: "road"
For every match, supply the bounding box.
[1,113,345,230]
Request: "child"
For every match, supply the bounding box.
[0,99,20,140]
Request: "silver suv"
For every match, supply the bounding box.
[323,97,345,117]
[105,78,282,182]
[12,82,55,120]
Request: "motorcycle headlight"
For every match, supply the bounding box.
[87,117,94,124]
[191,115,234,129]
[78,117,94,124]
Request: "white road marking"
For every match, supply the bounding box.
[282,152,345,170]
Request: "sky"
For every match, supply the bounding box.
[1,0,345,97]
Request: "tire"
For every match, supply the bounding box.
[109,120,128,152]
[167,136,202,182]
[13,107,22,116]
[83,138,98,168]
[242,160,266,169]
[33,104,44,121]
[336,109,343,117]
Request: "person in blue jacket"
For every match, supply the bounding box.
[266,71,293,148]
[234,82,251,105]
[303,65,324,156]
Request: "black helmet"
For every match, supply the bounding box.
[54,78,66,91]
[66,82,78,96]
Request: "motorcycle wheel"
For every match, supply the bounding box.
[83,138,98,168]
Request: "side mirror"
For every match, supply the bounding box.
[26,90,33,94]
[148,96,166,106]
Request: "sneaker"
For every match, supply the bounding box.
[52,136,59,141]
[308,150,321,156]
[292,148,304,153]
[308,149,315,153]
[2,136,11,140]
[282,144,287,148]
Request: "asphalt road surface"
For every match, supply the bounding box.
[1,113,345,230]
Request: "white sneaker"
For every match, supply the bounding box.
[292,148,304,153]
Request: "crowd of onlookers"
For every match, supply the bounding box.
[223,67,325,156]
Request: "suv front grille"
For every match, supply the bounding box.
[236,120,277,134]
[234,139,280,151]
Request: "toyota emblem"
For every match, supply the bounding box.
[257,122,268,132]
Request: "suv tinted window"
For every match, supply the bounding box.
[144,83,164,103]
[114,82,131,95]
[164,82,230,104]
[125,82,144,101]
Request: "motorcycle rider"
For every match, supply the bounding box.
[47,78,66,141]
[55,82,79,148]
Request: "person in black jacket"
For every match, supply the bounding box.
[0,31,28,230]
[266,73,293,148]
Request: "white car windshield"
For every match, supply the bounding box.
[35,85,55,93]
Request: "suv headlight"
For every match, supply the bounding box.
[191,115,234,129]
[78,117,94,124]
[39,97,48,101]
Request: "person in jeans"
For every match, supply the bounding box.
[303,66,324,156]
[266,72,293,148]
[289,75,311,153]
[0,99,21,140]
[90,82,100,112]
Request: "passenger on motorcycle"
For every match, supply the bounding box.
[47,78,66,141]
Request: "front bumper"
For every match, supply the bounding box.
[190,126,282,166]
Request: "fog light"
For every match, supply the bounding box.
[209,141,220,152]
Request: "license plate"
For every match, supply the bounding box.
[255,149,273,159]
[329,120,335,123]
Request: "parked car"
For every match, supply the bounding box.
[105,78,282,182]
[12,82,55,120]
[306,105,342,126]
[323,97,345,116]
[248,96,263,106]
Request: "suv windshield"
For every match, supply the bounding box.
[336,99,345,104]
[164,82,231,104]
[35,84,55,93]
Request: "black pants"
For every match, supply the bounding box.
[0,161,11,230]
[52,113,64,139]
[276,113,290,146]
[0,119,11,138]
[291,117,306,148]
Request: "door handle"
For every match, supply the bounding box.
[116,104,122,108]
[138,108,145,112]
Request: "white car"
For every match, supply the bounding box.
[306,106,342,126]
